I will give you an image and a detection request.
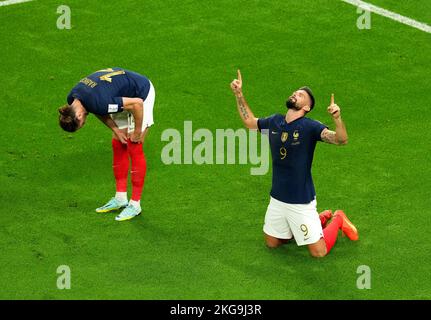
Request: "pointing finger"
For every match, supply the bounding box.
[330,93,334,105]
[237,69,242,83]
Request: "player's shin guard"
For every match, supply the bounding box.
[112,139,129,192]
[127,140,147,202]
[323,215,342,254]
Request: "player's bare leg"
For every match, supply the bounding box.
[264,233,290,248]
[307,239,327,258]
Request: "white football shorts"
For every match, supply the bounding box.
[111,81,155,133]
[263,196,323,246]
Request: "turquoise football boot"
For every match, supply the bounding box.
[95,198,128,213]
[115,204,141,221]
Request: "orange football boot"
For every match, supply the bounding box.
[334,210,359,241]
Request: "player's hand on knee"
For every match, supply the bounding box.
[129,130,142,143]
[115,130,128,144]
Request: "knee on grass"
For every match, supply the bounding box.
[308,248,327,258]
[266,241,282,249]
[265,236,289,249]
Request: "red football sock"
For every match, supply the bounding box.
[127,140,147,201]
[319,210,331,227]
[112,139,129,192]
[323,215,342,254]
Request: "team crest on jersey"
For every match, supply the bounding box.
[293,130,299,140]
[281,132,288,142]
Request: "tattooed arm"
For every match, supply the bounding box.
[230,70,258,129]
[321,127,348,145]
[234,92,258,129]
[321,93,348,145]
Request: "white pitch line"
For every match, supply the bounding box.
[0,0,34,7]
[342,0,431,34]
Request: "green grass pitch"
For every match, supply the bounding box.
[0,0,430,299]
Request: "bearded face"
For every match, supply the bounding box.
[286,89,313,111]
[286,94,301,110]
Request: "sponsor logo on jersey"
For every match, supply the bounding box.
[108,104,119,113]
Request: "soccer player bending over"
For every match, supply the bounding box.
[59,68,155,222]
[230,70,358,257]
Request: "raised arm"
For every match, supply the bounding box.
[95,114,128,144]
[230,70,258,130]
[321,94,348,145]
[122,97,144,143]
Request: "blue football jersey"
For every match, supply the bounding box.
[67,68,151,115]
[258,114,327,204]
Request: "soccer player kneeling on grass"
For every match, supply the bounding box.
[230,70,358,257]
[58,68,155,222]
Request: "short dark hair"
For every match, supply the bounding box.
[58,105,79,132]
[299,86,315,110]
